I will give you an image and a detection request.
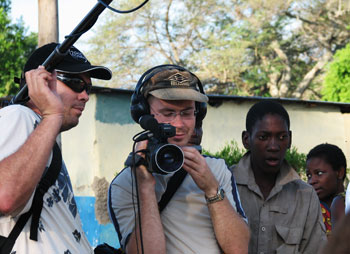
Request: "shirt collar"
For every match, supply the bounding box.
[234,152,300,187]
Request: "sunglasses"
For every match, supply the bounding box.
[56,74,92,94]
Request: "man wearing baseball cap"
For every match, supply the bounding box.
[0,43,111,253]
[109,65,250,254]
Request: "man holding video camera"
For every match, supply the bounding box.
[109,65,250,254]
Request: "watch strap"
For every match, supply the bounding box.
[205,187,225,204]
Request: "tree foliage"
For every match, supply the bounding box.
[86,0,350,99]
[322,43,350,102]
[0,0,37,97]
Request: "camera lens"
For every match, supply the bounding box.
[154,144,184,174]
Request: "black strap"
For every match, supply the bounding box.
[0,211,31,253]
[94,242,125,254]
[30,142,62,240]
[158,168,187,213]
[0,142,62,253]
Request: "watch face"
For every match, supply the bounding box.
[219,188,225,200]
[206,187,225,204]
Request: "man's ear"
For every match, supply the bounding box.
[288,130,292,149]
[242,131,250,150]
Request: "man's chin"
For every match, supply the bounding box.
[61,119,79,132]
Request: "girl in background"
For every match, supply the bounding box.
[306,143,346,236]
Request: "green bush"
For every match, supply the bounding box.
[203,140,307,180]
[285,146,307,180]
[203,140,246,167]
[322,43,350,102]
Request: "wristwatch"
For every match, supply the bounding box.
[205,187,225,204]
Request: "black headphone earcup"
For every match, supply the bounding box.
[130,92,150,123]
[196,102,207,127]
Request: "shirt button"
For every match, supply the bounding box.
[261,226,266,232]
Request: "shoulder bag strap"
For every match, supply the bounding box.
[0,142,62,254]
[30,142,62,240]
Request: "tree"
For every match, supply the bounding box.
[86,0,235,88]
[322,43,350,102]
[86,0,350,99]
[0,0,37,97]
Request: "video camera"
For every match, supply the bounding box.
[134,115,184,174]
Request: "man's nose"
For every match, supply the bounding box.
[170,114,185,127]
[267,137,279,151]
[78,90,89,102]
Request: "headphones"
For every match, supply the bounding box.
[130,64,207,127]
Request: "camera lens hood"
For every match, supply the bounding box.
[153,143,184,174]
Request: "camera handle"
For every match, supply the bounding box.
[125,152,148,168]
[134,131,154,142]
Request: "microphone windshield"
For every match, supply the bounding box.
[139,115,159,132]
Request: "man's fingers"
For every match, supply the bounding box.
[24,67,64,118]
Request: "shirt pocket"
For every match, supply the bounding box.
[275,224,302,254]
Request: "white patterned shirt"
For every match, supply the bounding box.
[0,105,93,254]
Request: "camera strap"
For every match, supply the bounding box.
[0,142,62,254]
[158,168,187,213]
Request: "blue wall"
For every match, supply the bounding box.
[75,196,120,249]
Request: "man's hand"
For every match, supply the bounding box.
[183,146,250,253]
[182,146,219,197]
[126,140,166,254]
[134,140,155,188]
[25,66,64,119]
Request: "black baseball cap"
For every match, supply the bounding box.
[22,42,112,83]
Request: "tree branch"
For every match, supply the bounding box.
[270,40,291,97]
[165,0,180,62]
[284,11,317,25]
[292,50,333,98]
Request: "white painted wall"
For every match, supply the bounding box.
[62,93,350,196]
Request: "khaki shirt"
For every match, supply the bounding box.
[231,153,326,254]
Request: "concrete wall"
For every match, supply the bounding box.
[62,91,350,196]
[60,90,350,247]
[61,92,141,196]
[203,99,350,157]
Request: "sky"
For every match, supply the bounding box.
[11,0,105,49]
